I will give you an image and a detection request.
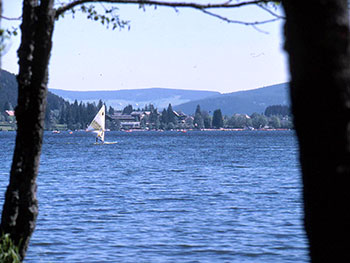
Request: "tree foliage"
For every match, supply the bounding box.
[264,105,290,117]
[0,234,20,263]
[212,109,223,128]
[250,112,268,129]
[122,104,133,114]
[0,70,18,111]
[226,114,251,128]
[193,104,204,129]
[108,105,114,115]
[160,108,168,124]
[166,103,176,124]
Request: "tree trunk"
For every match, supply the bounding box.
[0,0,55,260]
[282,0,350,261]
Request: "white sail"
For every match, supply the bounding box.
[87,105,105,142]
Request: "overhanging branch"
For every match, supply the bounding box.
[199,8,280,25]
[0,15,22,21]
[55,0,276,19]
[257,3,284,19]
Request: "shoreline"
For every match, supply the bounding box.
[1,128,292,133]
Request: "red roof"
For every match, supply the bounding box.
[5,110,15,116]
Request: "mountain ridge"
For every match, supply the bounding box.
[174,83,290,115]
[49,87,220,110]
[1,69,289,116]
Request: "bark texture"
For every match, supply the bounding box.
[282,0,350,261]
[0,0,55,260]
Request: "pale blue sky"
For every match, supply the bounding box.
[2,1,288,93]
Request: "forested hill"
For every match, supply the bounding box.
[0,69,18,110]
[49,88,220,110]
[50,84,289,115]
[0,69,102,130]
[0,69,67,112]
[174,83,290,115]
[2,68,289,127]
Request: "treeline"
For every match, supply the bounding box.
[188,104,292,130]
[1,88,292,131]
[121,103,292,131]
[135,103,227,130]
[45,98,116,131]
[0,69,108,131]
[264,104,290,117]
[1,69,292,131]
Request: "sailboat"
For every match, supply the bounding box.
[87,105,116,144]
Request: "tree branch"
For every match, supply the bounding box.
[0,15,22,21]
[257,3,284,19]
[199,8,280,26]
[55,0,274,18]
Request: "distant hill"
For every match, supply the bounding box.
[0,69,67,112]
[49,88,220,110]
[2,69,289,117]
[0,70,18,110]
[174,83,290,115]
[0,69,102,130]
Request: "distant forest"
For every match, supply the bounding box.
[1,69,292,131]
[0,70,107,130]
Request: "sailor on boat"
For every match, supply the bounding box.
[95,130,104,143]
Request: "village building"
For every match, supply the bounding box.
[109,111,142,129]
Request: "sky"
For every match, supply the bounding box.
[1,1,289,94]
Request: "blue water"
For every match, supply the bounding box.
[0,131,308,262]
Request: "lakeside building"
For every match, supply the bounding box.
[108,109,189,130]
[109,112,141,129]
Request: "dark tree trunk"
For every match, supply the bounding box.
[282,0,350,261]
[0,0,55,260]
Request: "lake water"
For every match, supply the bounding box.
[0,130,309,262]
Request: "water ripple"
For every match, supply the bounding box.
[0,131,308,262]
